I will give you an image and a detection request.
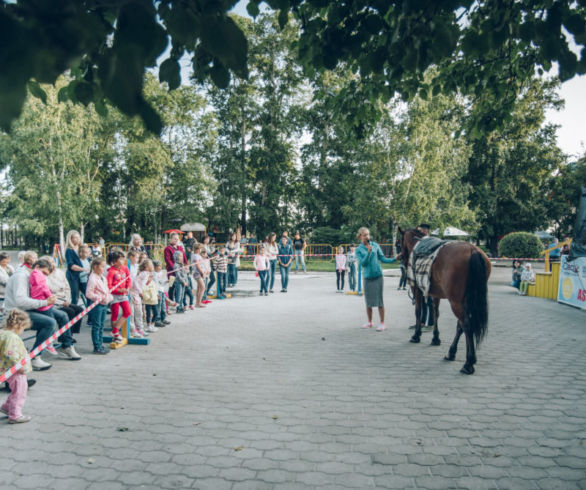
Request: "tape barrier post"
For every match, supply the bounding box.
[357,264,363,296]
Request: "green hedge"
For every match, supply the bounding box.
[498,232,544,258]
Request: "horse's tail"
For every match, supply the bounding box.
[465,251,489,345]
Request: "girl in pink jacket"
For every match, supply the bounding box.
[254,248,270,296]
[85,258,113,354]
[29,259,55,313]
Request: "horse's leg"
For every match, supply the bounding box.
[410,288,422,343]
[460,327,477,375]
[444,320,463,361]
[430,298,441,345]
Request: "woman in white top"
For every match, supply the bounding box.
[263,233,279,294]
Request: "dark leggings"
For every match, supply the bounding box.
[145,305,158,323]
[336,270,345,290]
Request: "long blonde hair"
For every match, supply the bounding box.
[65,230,81,250]
[356,227,369,241]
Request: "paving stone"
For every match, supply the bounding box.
[4,271,586,490]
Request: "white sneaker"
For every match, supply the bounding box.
[31,357,52,371]
[58,346,82,360]
[362,322,373,329]
[376,323,386,332]
[145,325,158,333]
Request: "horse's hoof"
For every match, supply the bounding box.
[460,365,475,375]
[444,354,455,361]
[431,338,441,346]
[410,336,421,343]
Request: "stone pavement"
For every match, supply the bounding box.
[1,267,585,489]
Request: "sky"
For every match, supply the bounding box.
[229,1,585,159]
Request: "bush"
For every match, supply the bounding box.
[498,232,544,258]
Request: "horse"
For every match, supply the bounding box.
[398,228,491,374]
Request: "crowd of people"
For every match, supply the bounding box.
[0,225,405,424]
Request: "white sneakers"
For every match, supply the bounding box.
[31,357,52,371]
[58,346,82,360]
[145,325,158,333]
[362,322,386,331]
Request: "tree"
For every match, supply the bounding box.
[465,79,566,253]
[2,1,584,135]
[545,154,586,237]
[0,80,112,249]
[205,13,302,238]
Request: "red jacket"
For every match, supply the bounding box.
[164,245,188,276]
[107,265,131,295]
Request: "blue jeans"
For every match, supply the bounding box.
[53,307,73,348]
[35,308,72,348]
[89,304,107,351]
[258,270,269,293]
[68,275,81,305]
[183,287,194,307]
[280,265,290,290]
[227,264,238,286]
[348,262,357,291]
[155,293,166,322]
[206,270,215,294]
[174,282,185,311]
[217,272,227,295]
[294,250,306,272]
[269,259,277,291]
[27,311,57,351]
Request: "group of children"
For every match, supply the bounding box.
[511,260,536,296]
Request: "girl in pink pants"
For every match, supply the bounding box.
[0,309,33,424]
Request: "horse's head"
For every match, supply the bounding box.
[399,227,425,264]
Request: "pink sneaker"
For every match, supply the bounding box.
[376,323,386,332]
[189,305,195,310]
[362,322,373,329]
[45,345,59,356]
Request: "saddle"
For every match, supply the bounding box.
[407,237,448,297]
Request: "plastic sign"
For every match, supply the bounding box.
[558,256,586,310]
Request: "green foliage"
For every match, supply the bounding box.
[2,0,585,136]
[498,232,544,258]
[310,226,353,245]
[465,78,566,253]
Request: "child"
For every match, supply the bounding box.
[106,250,131,343]
[213,247,228,299]
[129,257,150,337]
[137,260,158,333]
[254,247,270,296]
[191,244,206,307]
[347,246,357,292]
[173,250,188,313]
[183,275,195,310]
[29,259,55,316]
[138,251,149,265]
[0,309,33,423]
[519,263,536,296]
[86,257,113,354]
[153,261,170,327]
[28,258,59,355]
[511,260,522,290]
[200,249,212,304]
[79,245,92,299]
[127,250,139,282]
[335,246,347,292]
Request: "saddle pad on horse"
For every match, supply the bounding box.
[407,239,448,297]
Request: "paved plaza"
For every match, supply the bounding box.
[1,267,585,489]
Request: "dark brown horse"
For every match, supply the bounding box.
[399,228,491,374]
